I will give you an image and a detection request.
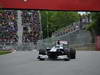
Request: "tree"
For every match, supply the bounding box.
[92,12,100,35]
[40,11,48,38]
[86,12,100,43]
[40,11,80,38]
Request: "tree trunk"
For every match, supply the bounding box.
[90,29,96,43]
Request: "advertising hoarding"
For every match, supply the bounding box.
[0,0,100,11]
[96,36,100,50]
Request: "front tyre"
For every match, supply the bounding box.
[37,56,45,61]
[39,49,46,55]
[64,58,70,61]
[70,48,76,59]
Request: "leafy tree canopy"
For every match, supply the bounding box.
[87,12,100,35]
[40,11,80,38]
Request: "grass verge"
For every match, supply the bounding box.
[0,50,11,55]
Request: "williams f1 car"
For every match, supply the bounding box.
[37,41,76,61]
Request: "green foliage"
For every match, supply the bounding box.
[90,12,100,35]
[0,9,3,13]
[86,22,96,31]
[0,51,11,55]
[40,11,48,38]
[40,11,80,38]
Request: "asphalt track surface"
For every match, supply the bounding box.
[0,51,100,75]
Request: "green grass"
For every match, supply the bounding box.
[0,50,11,55]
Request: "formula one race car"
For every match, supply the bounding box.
[37,40,76,61]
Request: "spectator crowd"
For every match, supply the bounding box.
[0,10,42,45]
[21,10,42,44]
[0,10,18,45]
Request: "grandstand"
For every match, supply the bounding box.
[0,10,42,46]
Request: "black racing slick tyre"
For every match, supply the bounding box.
[64,58,70,61]
[37,56,45,61]
[38,49,46,61]
[39,49,46,55]
[64,49,71,60]
[70,48,76,59]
